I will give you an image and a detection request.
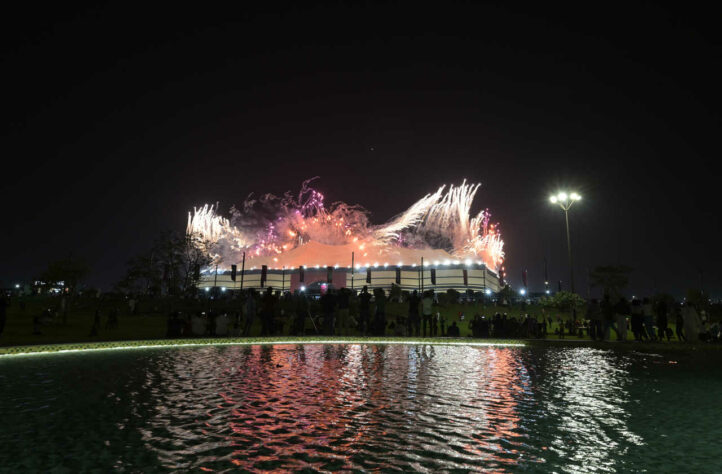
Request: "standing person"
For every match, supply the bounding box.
[407,290,420,337]
[655,298,669,342]
[60,296,68,325]
[207,309,217,337]
[421,291,434,337]
[642,297,656,341]
[479,315,490,338]
[373,288,387,336]
[89,309,101,336]
[682,303,702,343]
[630,298,644,341]
[336,288,351,336]
[469,314,480,337]
[674,306,685,342]
[320,288,337,336]
[107,308,119,330]
[292,292,308,335]
[447,321,460,337]
[557,315,565,339]
[614,297,629,342]
[358,286,372,336]
[492,313,502,337]
[0,293,8,337]
[601,294,616,341]
[183,314,192,337]
[260,287,276,336]
[244,289,256,336]
[585,299,602,341]
[232,310,242,337]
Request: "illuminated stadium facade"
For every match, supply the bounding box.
[190,179,504,294]
[199,261,502,294]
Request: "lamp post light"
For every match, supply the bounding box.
[550,191,581,294]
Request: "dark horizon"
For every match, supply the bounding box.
[2,2,720,298]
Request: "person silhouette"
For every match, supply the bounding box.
[447,321,460,337]
[261,287,275,336]
[408,290,420,337]
[358,286,372,336]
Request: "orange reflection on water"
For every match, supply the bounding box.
[222,345,368,471]
[152,344,540,471]
[463,347,530,470]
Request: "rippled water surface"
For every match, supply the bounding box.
[1,344,721,472]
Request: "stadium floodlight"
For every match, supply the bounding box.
[549,190,582,293]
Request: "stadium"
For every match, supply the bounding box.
[188,179,504,295]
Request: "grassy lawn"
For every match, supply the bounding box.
[0,294,701,352]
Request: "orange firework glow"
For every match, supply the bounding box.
[187,178,504,271]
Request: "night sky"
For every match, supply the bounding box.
[2,2,720,297]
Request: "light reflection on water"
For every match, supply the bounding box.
[132,345,636,471]
[1,344,721,472]
[539,349,644,472]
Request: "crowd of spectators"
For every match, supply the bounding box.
[159,288,722,343]
[580,295,721,343]
[3,287,719,345]
[162,286,558,340]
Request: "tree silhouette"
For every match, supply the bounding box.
[540,291,585,313]
[590,265,632,298]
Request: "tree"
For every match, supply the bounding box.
[540,291,586,313]
[497,285,513,306]
[590,265,632,298]
[40,256,89,294]
[117,231,212,296]
[38,256,90,320]
[116,254,160,295]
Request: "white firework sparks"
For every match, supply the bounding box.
[186,180,504,270]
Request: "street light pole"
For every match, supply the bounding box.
[563,207,574,294]
[550,191,581,295]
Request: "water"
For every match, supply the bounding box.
[0,344,720,472]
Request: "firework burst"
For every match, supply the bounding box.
[187,178,504,271]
